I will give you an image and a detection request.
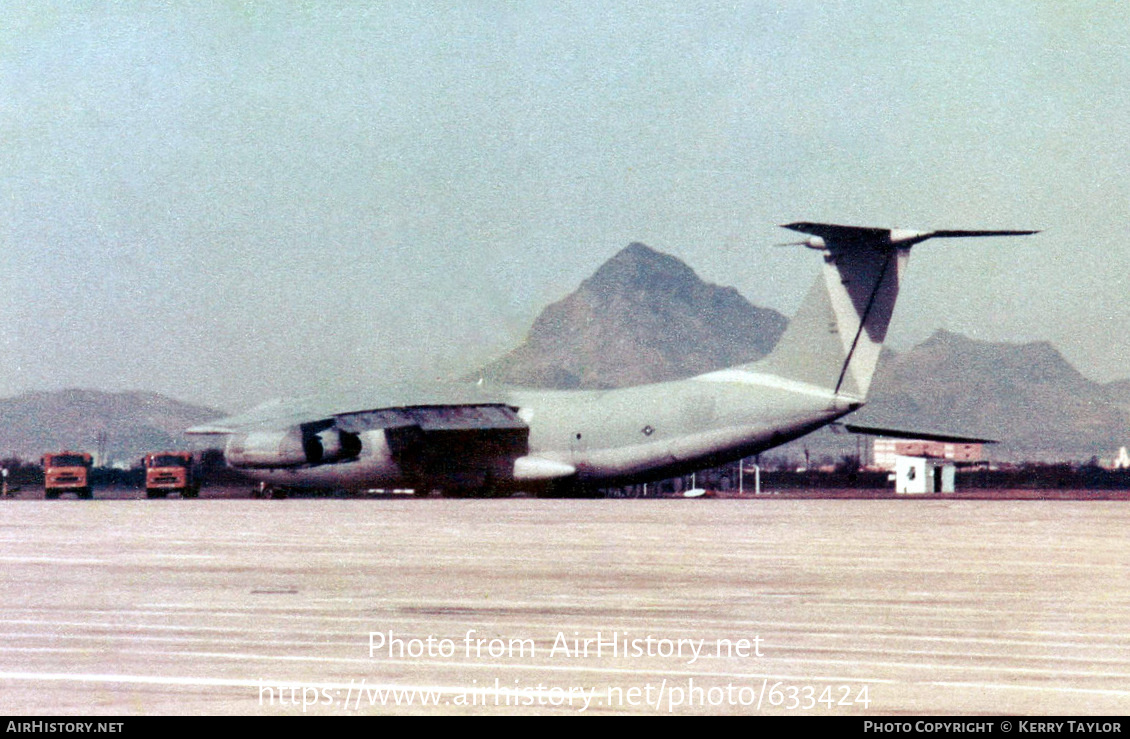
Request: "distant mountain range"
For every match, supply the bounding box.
[854,330,1130,460]
[4,244,1128,464]
[0,390,222,465]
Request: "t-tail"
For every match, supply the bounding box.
[752,223,1038,401]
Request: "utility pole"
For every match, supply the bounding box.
[95,430,108,468]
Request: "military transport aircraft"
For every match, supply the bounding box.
[187,223,1036,496]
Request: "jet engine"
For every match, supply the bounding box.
[225,422,361,468]
[303,426,362,464]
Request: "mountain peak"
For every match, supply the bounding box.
[920,328,971,346]
[917,330,1077,382]
[478,243,787,388]
[858,330,1127,459]
[582,242,700,299]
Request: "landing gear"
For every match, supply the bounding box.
[535,478,602,499]
[433,470,512,498]
[252,483,288,499]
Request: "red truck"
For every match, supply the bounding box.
[143,452,198,499]
[41,452,93,499]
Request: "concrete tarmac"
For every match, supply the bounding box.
[0,499,1128,715]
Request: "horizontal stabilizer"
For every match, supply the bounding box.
[782,222,1039,249]
[756,223,1038,401]
[841,424,997,444]
[930,229,1041,238]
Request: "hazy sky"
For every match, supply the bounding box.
[3,2,1128,411]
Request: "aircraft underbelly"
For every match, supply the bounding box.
[520,381,850,484]
[568,412,843,483]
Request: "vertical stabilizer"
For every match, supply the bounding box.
[751,223,1037,400]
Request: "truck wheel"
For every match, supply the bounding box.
[45,490,59,500]
[78,488,93,500]
[146,490,167,499]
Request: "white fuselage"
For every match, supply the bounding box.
[241,369,860,490]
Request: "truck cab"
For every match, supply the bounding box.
[41,452,93,499]
[143,452,198,499]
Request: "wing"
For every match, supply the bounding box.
[186,380,509,434]
[186,381,574,485]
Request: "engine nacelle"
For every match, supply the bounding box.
[225,429,308,468]
[225,424,362,468]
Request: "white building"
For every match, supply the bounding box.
[873,438,983,471]
[894,455,956,495]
